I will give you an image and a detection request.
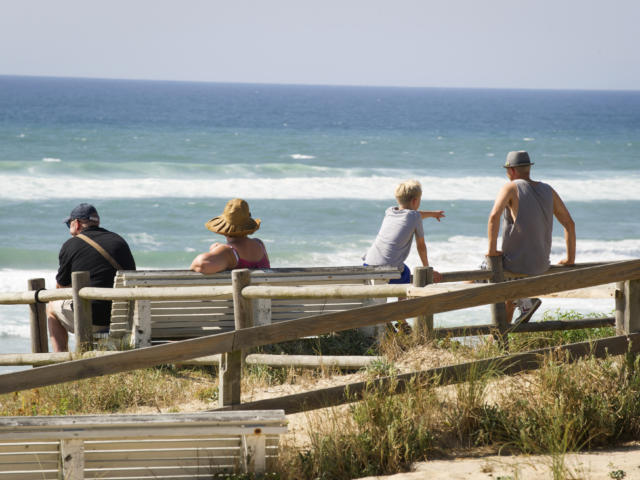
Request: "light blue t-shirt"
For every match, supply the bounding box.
[363,207,424,268]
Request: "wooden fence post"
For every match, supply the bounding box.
[28,278,48,354]
[219,269,253,408]
[61,439,84,480]
[486,255,508,346]
[615,281,625,335]
[413,266,434,338]
[616,279,640,335]
[72,272,93,353]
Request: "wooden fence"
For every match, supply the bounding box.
[0,258,639,415]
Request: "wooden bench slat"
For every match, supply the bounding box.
[0,443,58,453]
[85,438,240,450]
[112,267,395,346]
[0,472,58,480]
[84,465,237,478]
[86,454,239,468]
[0,412,286,478]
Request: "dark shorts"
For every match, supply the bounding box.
[363,263,411,284]
[389,264,411,284]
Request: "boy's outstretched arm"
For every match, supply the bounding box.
[419,210,445,221]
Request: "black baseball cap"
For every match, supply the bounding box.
[63,203,99,227]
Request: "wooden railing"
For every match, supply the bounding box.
[0,259,638,412]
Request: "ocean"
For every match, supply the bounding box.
[1,75,639,357]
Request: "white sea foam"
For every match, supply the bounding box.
[0,235,635,343]
[3,174,639,201]
[290,154,315,160]
[42,157,61,162]
[128,232,162,250]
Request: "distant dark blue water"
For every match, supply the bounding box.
[1,75,639,343]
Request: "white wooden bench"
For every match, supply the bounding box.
[0,410,287,479]
[109,266,402,348]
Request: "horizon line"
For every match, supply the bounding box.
[1,73,639,94]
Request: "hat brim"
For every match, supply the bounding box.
[503,162,534,168]
[205,216,261,236]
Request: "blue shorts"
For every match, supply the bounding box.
[363,263,411,284]
[389,264,411,284]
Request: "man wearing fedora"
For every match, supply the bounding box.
[47,203,136,352]
[487,151,576,323]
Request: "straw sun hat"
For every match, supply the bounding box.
[205,199,261,237]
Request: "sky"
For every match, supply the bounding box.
[1,0,638,91]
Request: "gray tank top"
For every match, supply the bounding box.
[501,179,554,275]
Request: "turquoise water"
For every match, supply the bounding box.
[1,75,639,349]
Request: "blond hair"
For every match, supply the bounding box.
[394,180,422,207]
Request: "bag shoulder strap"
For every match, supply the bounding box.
[76,233,123,271]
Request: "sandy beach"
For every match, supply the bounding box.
[355,444,640,479]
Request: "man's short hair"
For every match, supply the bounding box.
[510,164,532,176]
[395,180,422,206]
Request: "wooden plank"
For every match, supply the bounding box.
[84,465,237,478]
[0,352,377,369]
[131,300,151,348]
[0,443,58,453]
[0,411,286,427]
[619,279,640,334]
[85,438,241,450]
[245,354,381,369]
[81,286,234,301]
[242,434,266,473]
[0,471,58,480]
[0,458,58,469]
[225,332,640,414]
[152,323,235,330]
[150,303,233,311]
[413,266,433,336]
[2,260,639,395]
[28,278,48,354]
[242,284,408,299]
[151,318,235,327]
[61,438,83,480]
[0,288,71,305]
[125,276,400,287]
[434,317,615,337]
[539,284,616,298]
[85,455,239,468]
[72,272,93,353]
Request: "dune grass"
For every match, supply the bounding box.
[1,311,637,480]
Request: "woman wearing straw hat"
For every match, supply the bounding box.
[190,199,270,274]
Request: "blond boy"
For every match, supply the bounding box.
[363,180,444,332]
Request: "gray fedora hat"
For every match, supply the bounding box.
[504,151,534,168]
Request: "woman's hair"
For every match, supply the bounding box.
[394,179,422,206]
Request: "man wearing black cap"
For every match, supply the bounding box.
[487,151,576,323]
[47,203,136,351]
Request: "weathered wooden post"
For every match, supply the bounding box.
[486,255,508,346]
[615,281,625,336]
[72,271,93,353]
[27,278,48,354]
[413,266,434,338]
[219,269,253,408]
[61,439,84,480]
[615,279,640,335]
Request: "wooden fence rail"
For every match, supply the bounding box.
[1,259,639,396]
[227,332,640,414]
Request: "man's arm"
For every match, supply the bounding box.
[487,182,515,256]
[552,188,576,265]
